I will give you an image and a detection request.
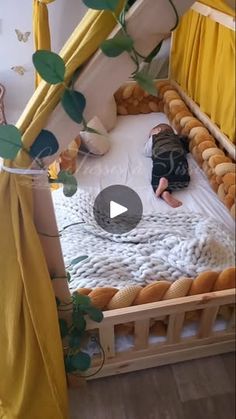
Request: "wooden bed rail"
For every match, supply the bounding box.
[83,289,235,379]
[86,289,235,328]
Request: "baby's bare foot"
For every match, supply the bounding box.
[161,191,182,208]
[155,177,169,197]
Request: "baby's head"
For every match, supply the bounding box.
[149,123,174,137]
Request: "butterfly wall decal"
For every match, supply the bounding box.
[15,29,31,43]
[11,66,26,76]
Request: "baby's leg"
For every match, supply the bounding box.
[155,177,169,197]
[161,191,182,208]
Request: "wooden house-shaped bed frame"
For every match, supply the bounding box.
[1,0,235,417]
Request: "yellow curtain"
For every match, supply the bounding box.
[0,174,68,419]
[33,0,56,87]
[0,5,124,417]
[200,0,235,16]
[171,5,235,143]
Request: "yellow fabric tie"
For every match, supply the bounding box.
[1,3,124,417]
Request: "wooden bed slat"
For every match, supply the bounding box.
[134,319,150,350]
[167,313,185,344]
[228,306,236,331]
[99,325,115,359]
[198,306,219,338]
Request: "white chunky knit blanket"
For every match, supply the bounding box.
[53,191,235,290]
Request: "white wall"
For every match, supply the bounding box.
[0,0,86,124]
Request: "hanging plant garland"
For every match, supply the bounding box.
[57,291,104,375]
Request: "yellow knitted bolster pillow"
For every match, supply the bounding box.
[160,84,235,218]
[214,163,236,177]
[202,148,225,161]
[114,82,161,115]
[75,268,236,311]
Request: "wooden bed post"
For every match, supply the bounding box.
[33,174,71,303]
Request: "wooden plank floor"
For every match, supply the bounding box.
[69,353,235,419]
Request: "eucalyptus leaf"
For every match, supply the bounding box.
[29,129,59,159]
[81,306,104,323]
[73,292,91,307]
[133,71,157,96]
[58,170,78,197]
[101,35,134,57]
[32,50,65,84]
[70,351,91,372]
[72,311,86,332]
[57,170,69,183]
[69,329,81,348]
[64,356,76,373]
[82,0,119,11]
[0,125,22,159]
[70,255,88,266]
[59,318,68,338]
[63,179,78,197]
[61,90,86,124]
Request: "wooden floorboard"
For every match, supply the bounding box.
[182,393,235,419]
[69,353,235,419]
[171,355,233,401]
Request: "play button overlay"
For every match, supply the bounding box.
[93,185,143,234]
[110,201,128,219]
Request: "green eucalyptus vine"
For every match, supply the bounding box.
[57,290,103,375]
[53,256,105,376]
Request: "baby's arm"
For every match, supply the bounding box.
[144,136,153,157]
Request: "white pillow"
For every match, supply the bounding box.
[96,95,117,132]
[80,116,110,156]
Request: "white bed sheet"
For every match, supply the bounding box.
[66,113,234,231]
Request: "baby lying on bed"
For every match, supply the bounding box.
[144,123,190,208]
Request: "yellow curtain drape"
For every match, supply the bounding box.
[0,174,68,418]
[200,0,235,16]
[33,0,56,87]
[0,5,124,417]
[171,5,235,142]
